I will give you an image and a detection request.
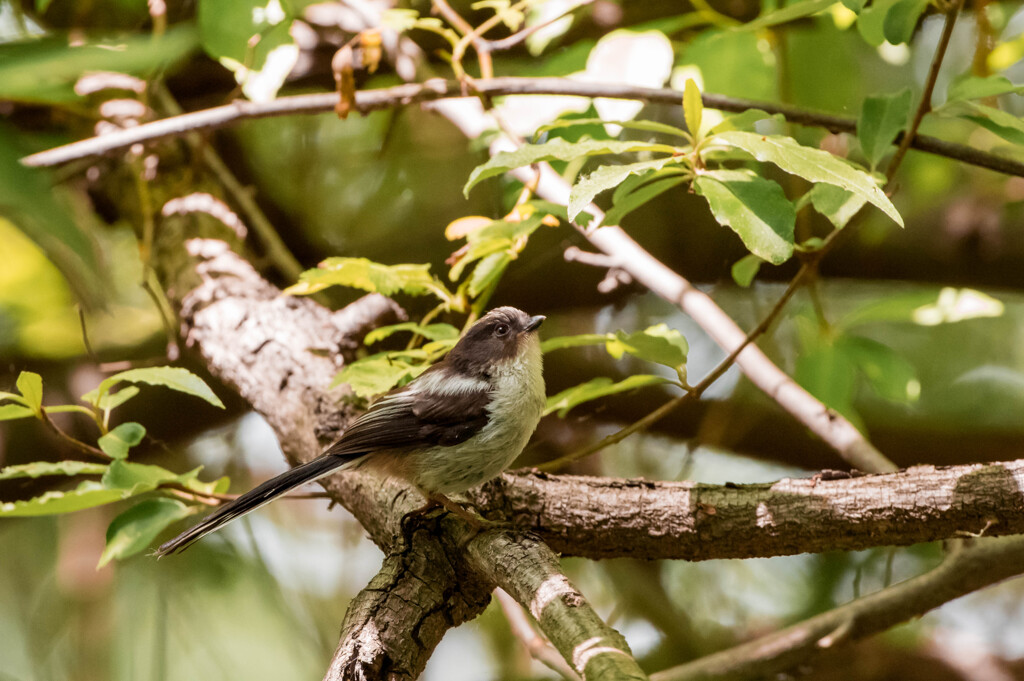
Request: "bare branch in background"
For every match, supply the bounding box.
[21,78,1024,178]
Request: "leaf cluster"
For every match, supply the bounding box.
[0,368,227,566]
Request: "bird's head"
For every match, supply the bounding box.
[445,307,545,376]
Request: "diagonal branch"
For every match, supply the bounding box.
[650,535,1024,681]
[462,529,648,680]
[21,78,1024,178]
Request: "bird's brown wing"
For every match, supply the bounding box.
[324,383,492,457]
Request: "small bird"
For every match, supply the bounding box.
[155,306,546,556]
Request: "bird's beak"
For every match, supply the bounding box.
[525,315,546,332]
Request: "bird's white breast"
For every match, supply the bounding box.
[411,337,545,495]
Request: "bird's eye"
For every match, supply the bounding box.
[494,323,510,337]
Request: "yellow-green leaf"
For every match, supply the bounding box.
[286,257,454,304]
[16,371,43,416]
[331,354,430,398]
[98,498,196,567]
[606,324,689,370]
[83,367,224,410]
[0,461,107,480]
[693,169,796,264]
[715,131,902,226]
[545,375,675,417]
[364,323,460,345]
[97,422,147,460]
[683,78,703,139]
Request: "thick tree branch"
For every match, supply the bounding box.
[475,463,1024,560]
[21,78,1024,178]
[178,239,1024,563]
[650,535,1024,681]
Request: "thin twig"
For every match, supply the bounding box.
[432,0,495,80]
[886,0,964,179]
[450,0,532,81]
[39,409,110,461]
[21,78,1024,178]
[481,0,595,51]
[540,261,814,471]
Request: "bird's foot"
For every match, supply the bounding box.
[399,500,446,546]
[429,493,513,531]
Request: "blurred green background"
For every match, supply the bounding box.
[5,0,1024,679]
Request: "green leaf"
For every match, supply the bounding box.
[683,79,703,138]
[739,0,837,30]
[715,131,903,227]
[708,109,783,135]
[84,367,224,410]
[177,467,231,496]
[856,0,900,46]
[98,498,196,567]
[287,257,454,303]
[97,422,147,460]
[16,371,43,416]
[364,323,461,345]
[731,254,764,287]
[806,183,867,229]
[0,451,191,518]
[332,354,429,398]
[536,118,690,139]
[882,0,930,45]
[101,460,180,495]
[0,404,35,421]
[469,252,510,298]
[837,290,945,329]
[545,375,675,417]
[97,386,141,412]
[857,89,912,169]
[569,159,678,221]
[838,335,920,403]
[946,74,1024,103]
[0,461,107,480]
[464,138,681,196]
[0,482,126,517]
[795,339,860,422]
[942,100,1024,146]
[841,0,867,13]
[693,169,796,264]
[449,214,546,283]
[838,288,1004,330]
[541,334,613,353]
[605,175,688,226]
[606,324,689,369]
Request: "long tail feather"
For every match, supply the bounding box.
[155,454,360,557]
